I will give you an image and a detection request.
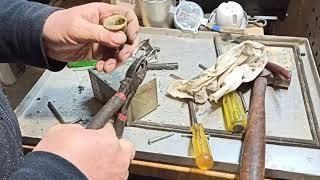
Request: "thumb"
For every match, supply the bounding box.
[98,122,117,137]
[119,139,135,161]
[79,19,127,47]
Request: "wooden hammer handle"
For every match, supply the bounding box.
[240,75,267,180]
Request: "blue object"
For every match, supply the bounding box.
[211,25,221,32]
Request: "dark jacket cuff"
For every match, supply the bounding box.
[26,3,67,71]
[10,151,87,180]
[0,1,66,71]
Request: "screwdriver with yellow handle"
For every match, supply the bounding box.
[187,100,214,170]
[222,91,247,133]
[213,37,247,133]
[169,73,214,170]
[198,63,247,133]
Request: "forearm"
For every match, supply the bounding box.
[0,0,66,71]
[10,151,87,180]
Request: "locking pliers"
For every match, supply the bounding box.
[86,39,159,137]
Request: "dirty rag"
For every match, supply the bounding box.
[166,40,269,103]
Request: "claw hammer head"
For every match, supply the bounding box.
[261,62,292,89]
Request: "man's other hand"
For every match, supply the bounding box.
[42,3,139,73]
[33,123,135,180]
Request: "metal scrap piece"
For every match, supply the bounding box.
[103,15,127,32]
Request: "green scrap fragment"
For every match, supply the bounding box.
[67,60,96,68]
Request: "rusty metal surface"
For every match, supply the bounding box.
[15,28,320,179]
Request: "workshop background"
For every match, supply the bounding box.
[2,0,320,179]
[3,0,319,109]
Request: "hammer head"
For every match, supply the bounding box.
[260,68,291,89]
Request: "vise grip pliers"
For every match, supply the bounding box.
[86,39,159,138]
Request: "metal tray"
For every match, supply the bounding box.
[16,28,320,179]
[89,30,320,148]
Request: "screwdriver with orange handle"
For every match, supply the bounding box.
[187,100,214,170]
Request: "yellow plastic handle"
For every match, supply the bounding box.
[191,123,214,170]
[222,91,247,133]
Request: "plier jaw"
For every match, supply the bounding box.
[113,39,160,137]
[119,39,160,95]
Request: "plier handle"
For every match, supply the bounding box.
[86,39,159,138]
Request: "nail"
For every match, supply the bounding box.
[148,132,175,145]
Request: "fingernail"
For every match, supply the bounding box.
[133,32,138,40]
[113,32,126,43]
[95,61,103,72]
[124,51,132,59]
[106,62,116,72]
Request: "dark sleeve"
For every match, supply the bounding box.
[0,0,66,71]
[10,151,87,180]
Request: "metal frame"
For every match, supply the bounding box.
[129,37,320,149]
[234,37,320,145]
[15,28,320,179]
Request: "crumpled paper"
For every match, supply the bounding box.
[166,40,269,103]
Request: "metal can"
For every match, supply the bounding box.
[138,0,176,28]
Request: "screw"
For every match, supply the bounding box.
[148,132,175,145]
[199,64,208,70]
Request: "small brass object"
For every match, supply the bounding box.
[103,15,127,32]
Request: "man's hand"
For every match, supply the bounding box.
[42,3,139,73]
[33,123,135,180]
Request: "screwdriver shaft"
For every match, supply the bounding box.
[187,100,198,125]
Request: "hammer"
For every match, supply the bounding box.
[239,62,291,180]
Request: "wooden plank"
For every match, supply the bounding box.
[245,26,264,35]
[130,160,237,180]
[304,0,320,72]
[23,145,237,179]
[272,0,314,37]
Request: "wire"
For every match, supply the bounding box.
[248,18,267,27]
